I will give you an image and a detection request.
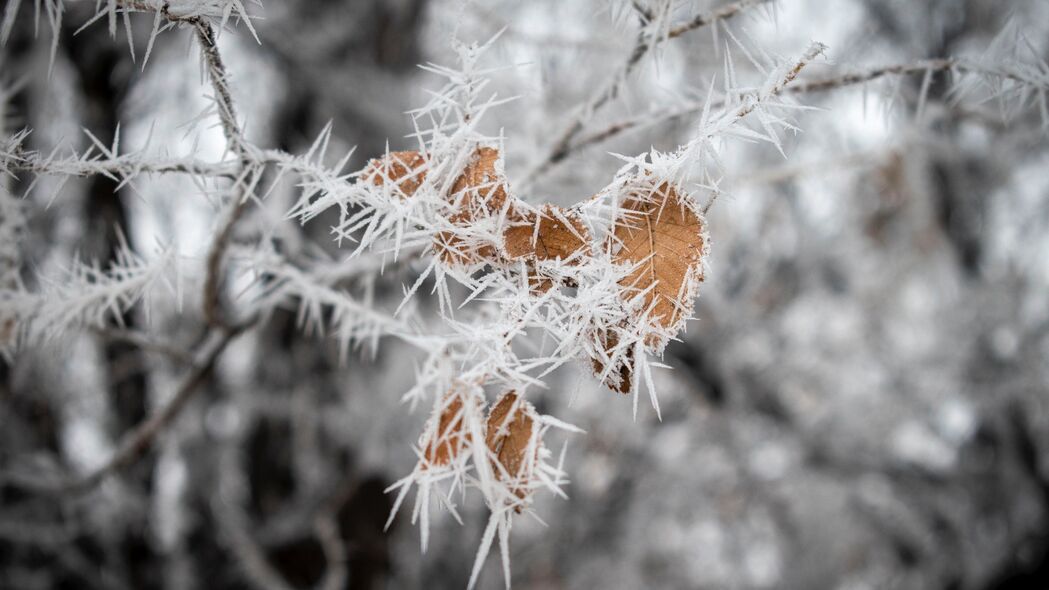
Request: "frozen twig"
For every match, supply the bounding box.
[2,147,240,181]
[523,0,771,186]
[565,55,1049,160]
[247,251,419,359]
[94,326,196,364]
[65,322,250,493]
[735,42,826,119]
[192,18,246,159]
[189,17,256,328]
[312,478,352,590]
[211,491,298,590]
[0,321,249,494]
[71,0,264,329]
[667,0,770,40]
[2,238,178,351]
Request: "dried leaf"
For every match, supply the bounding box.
[363,150,427,198]
[503,204,590,294]
[504,204,591,263]
[434,147,520,267]
[0,316,14,348]
[485,391,537,504]
[610,181,708,348]
[523,261,555,296]
[433,229,487,267]
[422,393,471,468]
[364,146,543,269]
[448,146,511,217]
[589,327,634,394]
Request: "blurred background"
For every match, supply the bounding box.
[2,0,1049,588]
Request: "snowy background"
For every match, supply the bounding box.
[2,0,1049,589]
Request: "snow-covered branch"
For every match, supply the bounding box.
[1,237,178,351]
[523,0,773,186]
[566,47,1049,161]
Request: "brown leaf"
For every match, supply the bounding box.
[502,204,591,295]
[589,327,634,394]
[422,393,471,468]
[363,150,428,198]
[610,181,707,348]
[432,229,487,267]
[504,204,591,263]
[448,146,511,217]
[523,261,555,296]
[364,147,538,269]
[485,391,537,503]
[434,147,521,267]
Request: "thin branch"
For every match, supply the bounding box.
[630,0,655,24]
[190,17,256,328]
[522,0,769,186]
[565,56,1048,160]
[93,326,196,365]
[75,2,262,329]
[667,0,768,40]
[2,150,240,180]
[734,42,826,120]
[786,57,958,95]
[202,169,257,327]
[0,323,247,494]
[62,322,249,493]
[212,496,298,590]
[312,514,347,590]
[192,18,247,159]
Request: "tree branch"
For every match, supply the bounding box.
[0,322,250,495]
[65,322,248,493]
[312,516,348,590]
[93,326,197,365]
[522,0,770,187]
[188,17,258,328]
[1,150,240,180]
[563,56,1048,161]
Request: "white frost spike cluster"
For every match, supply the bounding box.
[384,381,577,590]
[0,124,245,208]
[282,34,831,586]
[288,37,513,238]
[2,0,261,71]
[1,234,179,353]
[948,20,1049,126]
[384,382,484,554]
[243,247,414,362]
[0,0,62,71]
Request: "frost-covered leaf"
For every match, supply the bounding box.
[504,203,591,296]
[422,390,473,468]
[504,204,591,263]
[448,147,509,212]
[434,146,516,267]
[363,150,428,198]
[522,262,555,296]
[485,391,538,506]
[590,326,635,395]
[610,180,708,348]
